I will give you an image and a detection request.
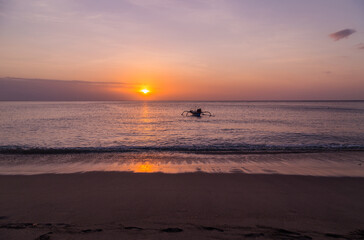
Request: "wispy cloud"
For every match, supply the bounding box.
[329,29,356,41]
[357,43,364,50]
[0,77,128,101]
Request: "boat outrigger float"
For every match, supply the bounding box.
[181,108,213,117]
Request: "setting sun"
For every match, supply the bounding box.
[140,89,150,94]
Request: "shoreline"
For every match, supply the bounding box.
[1,151,363,176]
[1,172,364,239]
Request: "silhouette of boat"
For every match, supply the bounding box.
[181,108,213,117]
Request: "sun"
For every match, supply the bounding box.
[140,89,150,94]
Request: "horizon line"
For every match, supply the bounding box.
[1,100,363,102]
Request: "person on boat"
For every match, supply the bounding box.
[181,108,212,117]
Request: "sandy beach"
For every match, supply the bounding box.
[1,172,364,239]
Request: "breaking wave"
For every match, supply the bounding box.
[1,144,363,155]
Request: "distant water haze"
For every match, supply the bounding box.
[0,77,133,101]
[0,77,363,101]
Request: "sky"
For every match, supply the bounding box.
[0,0,363,100]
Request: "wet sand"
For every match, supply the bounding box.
[1,172,364,239]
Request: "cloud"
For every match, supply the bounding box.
[357,43,364,50]
[0,77,128,101]
[329,29,356,41]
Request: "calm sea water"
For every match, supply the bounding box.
[1,101,364,175]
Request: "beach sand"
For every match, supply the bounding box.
[1,172,364,239]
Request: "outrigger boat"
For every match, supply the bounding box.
[181,108,213,117]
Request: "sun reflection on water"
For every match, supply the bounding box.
[134,162,154,172]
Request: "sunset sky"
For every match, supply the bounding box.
[1,0,363,100]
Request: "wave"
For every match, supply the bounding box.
[1,144,364,155]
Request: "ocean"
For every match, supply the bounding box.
[1,101,364,176]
